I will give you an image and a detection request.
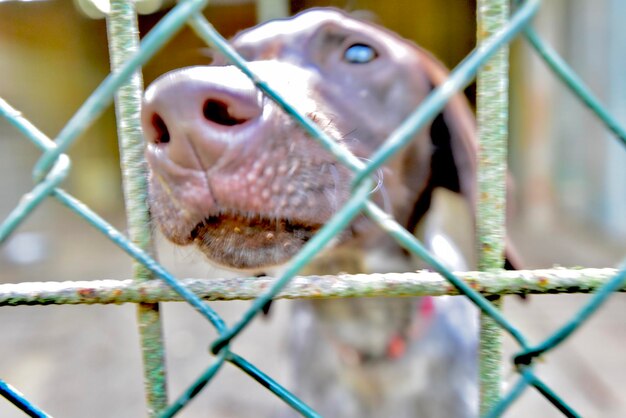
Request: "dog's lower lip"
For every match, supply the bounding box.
[190,212,320,241]
[188,211,325,269]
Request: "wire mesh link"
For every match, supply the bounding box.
[0,380,50,418]
[2,0,626,417]
[159,352,227,418]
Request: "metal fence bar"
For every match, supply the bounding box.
[2,0,626,416]
[476,0,509,414]
[0,268,621,306]
[105,0,168,415]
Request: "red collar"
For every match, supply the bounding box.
[334,296,436,365]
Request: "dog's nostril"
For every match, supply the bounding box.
[203,99,249,126]
[151,113,170,144]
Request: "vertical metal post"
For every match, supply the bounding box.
[476,0,509,415]
[106,1,168,416]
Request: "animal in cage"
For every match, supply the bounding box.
[141,7,512,418]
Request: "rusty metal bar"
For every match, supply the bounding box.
[106,1,168,415]
[476,0,510,414]
[0,268,620,306]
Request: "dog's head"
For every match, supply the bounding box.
[141,8,476,271]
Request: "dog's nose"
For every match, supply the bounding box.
[141,66,263,169]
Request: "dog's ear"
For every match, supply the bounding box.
[420,51,477,205]
[406,50,477,232]
[404,50,478,270]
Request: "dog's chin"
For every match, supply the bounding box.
[189,212,323,270]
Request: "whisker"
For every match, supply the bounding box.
[357,156,392,214]
[328,163,341,212]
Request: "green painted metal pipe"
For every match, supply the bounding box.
[106,1,168,415]
[0,268,620,306]
[476,0,510,414]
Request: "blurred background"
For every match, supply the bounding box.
[1,0,626,417]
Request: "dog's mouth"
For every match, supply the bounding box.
[189,211,324,269]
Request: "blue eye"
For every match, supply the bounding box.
[343,43,378,64]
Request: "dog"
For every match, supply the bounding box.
[141,8,492,417]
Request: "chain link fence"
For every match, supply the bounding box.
[1,0,625,417]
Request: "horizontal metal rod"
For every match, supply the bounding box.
[0,268,620,306]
